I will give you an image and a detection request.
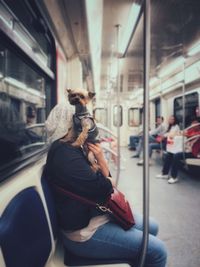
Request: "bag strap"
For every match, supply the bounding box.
[52,183,111,213]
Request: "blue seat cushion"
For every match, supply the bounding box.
[64,249,132,266]
[0,187,52,267]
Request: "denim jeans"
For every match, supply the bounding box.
[163,151,194,178]
[129,135,140,149]
[136,136,161,158]
[62,213,167,267]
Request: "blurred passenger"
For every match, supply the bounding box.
[44,103,167,267]
[156,117,200,184]
[137,115,179,165]
[26,106,36,125]
[132,116,166,159]
[0,94,28,165]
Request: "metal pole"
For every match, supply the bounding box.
[139,0,150,266]
[182,59,187,165]
[115,24,121,187]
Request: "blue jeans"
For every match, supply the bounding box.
[162,152,194,178]
[129,135,140,149]
[62,213,167,267]
[136,136,161,158]
[149,143,162,157]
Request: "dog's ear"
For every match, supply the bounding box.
[66,88,72,94]
[88,92,96,99]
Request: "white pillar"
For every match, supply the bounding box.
[67,57,83,89]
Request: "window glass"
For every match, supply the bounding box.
[94,108,107,126]
[128,108,140,126]
[174,92,199,128]
[113,105,123,127]
[1,0,53,69]
[0,44,47,173]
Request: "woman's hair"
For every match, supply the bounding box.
[167,115,179,132]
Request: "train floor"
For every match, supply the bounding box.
[109,147,200,267]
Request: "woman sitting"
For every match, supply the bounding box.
[156,116,200,184]
[44,103,167,267]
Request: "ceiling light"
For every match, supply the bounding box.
[188,41,200,56]
[85,0,103,94]
[119,3,141,55]
[159,56,185,78]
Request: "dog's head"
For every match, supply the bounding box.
[67,88,95,106]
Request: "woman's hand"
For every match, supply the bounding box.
[87,143,105,162]
[87,143,110,177]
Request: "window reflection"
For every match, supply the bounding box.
[0,45,47,169]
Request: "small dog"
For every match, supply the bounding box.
[64,88,99,171]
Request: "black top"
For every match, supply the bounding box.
[44,140,113,231]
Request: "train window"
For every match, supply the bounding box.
[128,108,140,127]
[113,105,123,127]
[128,73,134,91]
[174,92,199,128]
[0,51,3,77]
[3,0,54,69]
[94,108,107,126]
[0,44,49,181]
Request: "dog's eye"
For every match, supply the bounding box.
[71,94,77,97]
[80,95,85,99]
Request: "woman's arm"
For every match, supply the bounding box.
[87,143,109,177]
[87,143,116,187]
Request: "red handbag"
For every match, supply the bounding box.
[104,188,135,230]
[53,184,135,230]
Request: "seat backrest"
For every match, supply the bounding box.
[0,187,52,267]
[41,176,58,240]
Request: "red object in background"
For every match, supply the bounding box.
[186,125,200,137]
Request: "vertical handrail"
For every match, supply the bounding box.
[138,0,150,266]
[182,60,187,166]
[115,24,121,187]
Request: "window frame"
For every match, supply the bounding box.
[128,107,141,127]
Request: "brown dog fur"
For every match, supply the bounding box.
[63,88,99,172]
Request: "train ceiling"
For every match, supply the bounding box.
[41,0,200,92]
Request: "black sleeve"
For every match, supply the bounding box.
[48,142,113,202]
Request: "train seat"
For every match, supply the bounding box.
[64,251,132,266]
[185,158,200,166]
[0,187,52,267]
[42,177,131,266]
